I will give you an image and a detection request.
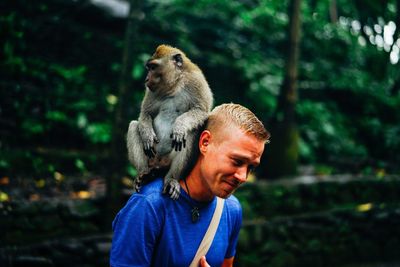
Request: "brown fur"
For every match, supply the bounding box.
[127,45,213,199]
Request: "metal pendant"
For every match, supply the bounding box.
[191,207,200,223]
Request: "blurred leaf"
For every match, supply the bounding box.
[75,159,86,172]
[132,62,145,80]
[51,65,87,82]
[21,120,45,134]
[77,113,88,129]
[85,123,112,144]
[127,165,138,177]
[46,111,68,122]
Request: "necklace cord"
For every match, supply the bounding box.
[184,178,191,198]
[184,178,200,223]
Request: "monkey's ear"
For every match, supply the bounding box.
[173,53,183,67]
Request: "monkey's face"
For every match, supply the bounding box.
[145,52,184,94]
[145,58,162,92]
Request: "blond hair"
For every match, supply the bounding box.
[206,103,270,142]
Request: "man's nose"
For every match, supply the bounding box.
[234,166,248,184]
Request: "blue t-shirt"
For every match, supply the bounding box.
[110,178,242,267]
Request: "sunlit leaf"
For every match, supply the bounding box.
[356,203,373,212]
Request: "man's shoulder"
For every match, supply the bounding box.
[224,194,242,213]
[221,195,242,231]
[129,177,167,205]
[140,177,164,194]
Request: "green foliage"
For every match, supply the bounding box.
[0,0,399,177]
[297,100,368,164]
[235,177,400,267]
[0,200,101,245]
[0,0,126,176]
[237,178,400,220]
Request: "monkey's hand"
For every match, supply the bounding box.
[163,178,181,200]
[170,124,187,152]
[138,124,159,158]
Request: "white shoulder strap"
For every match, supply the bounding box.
[189,197,225,267]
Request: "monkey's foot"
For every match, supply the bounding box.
[162,179,181,200]
[133,176,143,192]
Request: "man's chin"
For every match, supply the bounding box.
[217,189,235,199]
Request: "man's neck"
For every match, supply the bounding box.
[180,164,214,202]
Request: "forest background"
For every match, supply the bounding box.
[1,0,400,266]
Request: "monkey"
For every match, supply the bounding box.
[127,44,213,200]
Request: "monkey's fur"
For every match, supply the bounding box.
[127,45,213,199]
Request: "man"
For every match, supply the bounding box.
[110,103,270,267]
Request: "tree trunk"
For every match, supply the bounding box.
[262,0,302,179]
[329,0,338,23]
[106,0,141,225]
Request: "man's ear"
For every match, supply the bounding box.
[199,130,211,153]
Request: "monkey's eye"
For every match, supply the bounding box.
[173,53,183,66]
[146,62,159,71]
